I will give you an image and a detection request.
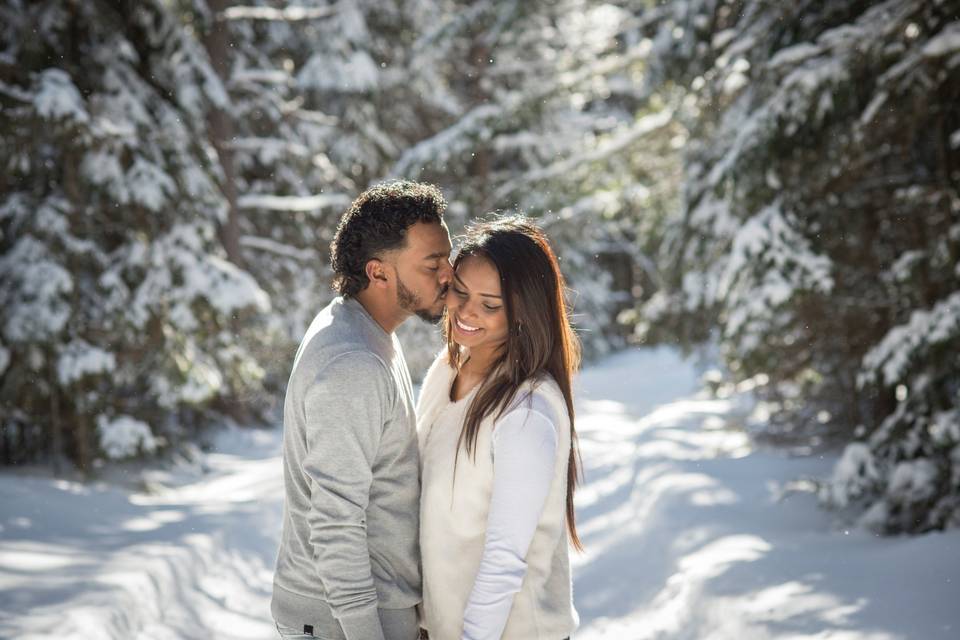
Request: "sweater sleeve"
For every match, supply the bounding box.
[301,352,393,640]
[461,399,559,640]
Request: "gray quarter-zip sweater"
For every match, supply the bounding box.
[271,297,421,640]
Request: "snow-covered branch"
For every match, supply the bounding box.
[239,236,315,262]
[219,6,335,22]
[493,109,675,202]
[237,193,351,213]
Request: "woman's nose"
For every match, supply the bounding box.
[460,299,482,320]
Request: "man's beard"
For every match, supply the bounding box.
[397,276,445,324]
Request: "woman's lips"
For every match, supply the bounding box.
[455,315,481,335]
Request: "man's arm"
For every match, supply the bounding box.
[301,351,393,640]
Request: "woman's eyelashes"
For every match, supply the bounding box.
[452,286,502,312]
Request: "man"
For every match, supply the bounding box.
[271,181,453,640]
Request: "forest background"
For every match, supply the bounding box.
[1,0,958,536]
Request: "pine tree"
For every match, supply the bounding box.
[0,0,272,470]
[639,0,960,532]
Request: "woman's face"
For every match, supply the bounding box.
[446,254,508,352]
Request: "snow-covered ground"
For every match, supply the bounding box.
[571,348,959,640]
[1,347,958,639]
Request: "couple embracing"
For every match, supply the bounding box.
[271,181,582,640]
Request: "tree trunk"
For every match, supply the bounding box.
[204,0,244,267]
[50,369,63,477]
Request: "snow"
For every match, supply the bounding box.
[126,157,177,213]
[229,137,310,163]
[99,67,152,129]
[81,149,129,203]
[231,69,290,85]
[0,236,73,342]
[493,109,674,202]
[134,224,271,328]
[221,5,335,21]
[718,202,834,341]
[711,29,738,51]
[180,162,218,201]
[33,68,89,124]
[239,236,314,262]
[721,60,750,95]
[237,193,352,213]
[178,348,226,405]
[922,23,960,58]
[197,255,272,317]
[97,415,159,460]
[57,340,117,386]
[768,43,822,70]
[297,50,379,93]
[822,443,880,508]
[861,290,960,386]
[859,90,888,125]
[929,410,960,446]
[887,459,938,504]
[887,249,924,282]
[389,103,503,179]
[1,347,958,639]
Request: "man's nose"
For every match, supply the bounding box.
[439,260,454,284]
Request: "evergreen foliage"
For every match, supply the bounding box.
[3,0,956,537]
[639,0,960,533]
[0,0,272,470]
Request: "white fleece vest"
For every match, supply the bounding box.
[417,353,578,640]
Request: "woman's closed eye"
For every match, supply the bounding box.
[453,285,500,310]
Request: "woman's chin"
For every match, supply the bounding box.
[453,327,483,346]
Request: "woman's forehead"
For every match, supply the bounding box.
[455,254,501,290]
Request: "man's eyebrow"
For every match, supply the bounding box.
[423,251,449,260]
[453,273,502,299]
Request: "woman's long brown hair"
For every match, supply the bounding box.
[444,215,584,551]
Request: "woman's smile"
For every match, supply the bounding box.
[454,314,482,336]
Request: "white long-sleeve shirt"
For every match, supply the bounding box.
[461,397,559,640]
[417,352,578,640]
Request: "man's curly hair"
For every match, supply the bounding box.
[330,181,447,297]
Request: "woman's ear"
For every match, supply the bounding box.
[365,258,390,289]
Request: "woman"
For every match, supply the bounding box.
[417,216,582,640]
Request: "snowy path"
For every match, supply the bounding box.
[0,428,283,639]
[2,347,958,639]
[571,348,959,640]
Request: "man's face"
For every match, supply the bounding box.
[390,221,453,323]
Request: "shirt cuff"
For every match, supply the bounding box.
[338,607,386,640]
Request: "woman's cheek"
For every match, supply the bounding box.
[490,311,508,339]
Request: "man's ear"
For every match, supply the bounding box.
[365,258,390,289]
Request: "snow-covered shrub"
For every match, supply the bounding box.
[97,415,158,460]
[821,443,881,510]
